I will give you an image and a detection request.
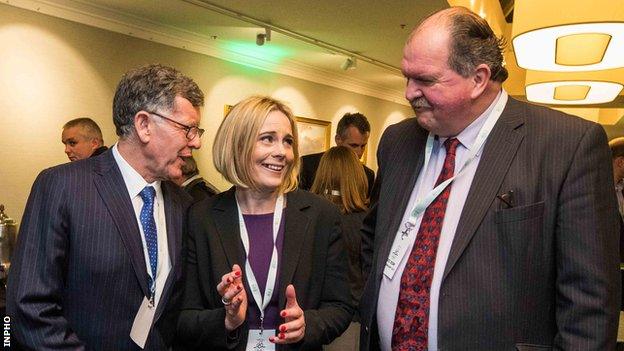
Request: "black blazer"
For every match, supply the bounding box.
[7,150,190,350]
[184,177,218,203]
[177,188,354,350]
[359,97,621,350]
[299,152,375,198]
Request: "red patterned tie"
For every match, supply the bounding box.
[391,138,460,351]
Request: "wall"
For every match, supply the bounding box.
[0,4,413,223]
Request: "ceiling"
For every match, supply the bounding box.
[6,0,624,136]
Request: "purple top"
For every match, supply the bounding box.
[242,209,285,330]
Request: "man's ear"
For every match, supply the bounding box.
[470,63,491,99]
[90,137,100,151]
[134,111,152,143]
[334,134,342,146]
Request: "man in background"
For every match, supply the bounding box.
[299,112,375,196]
[61,117,108,161]
[172,155,219,202]
[610,137,624,218]
[608,137,624,310]
[8,64,204,350]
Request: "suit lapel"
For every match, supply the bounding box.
[278,190,310,309]
[375,123,428,281]
[443,99,526,280]
[155,182,187,319]
[213,188,244,268]
[92,151,150,298]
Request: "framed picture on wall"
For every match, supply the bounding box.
[295,117,331,156]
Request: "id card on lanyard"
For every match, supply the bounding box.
[236,193,284,351]
[383,92,508,279]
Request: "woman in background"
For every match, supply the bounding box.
[310,145,369,351]
[177,96,353,350]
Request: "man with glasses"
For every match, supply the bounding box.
[8,64,204,350]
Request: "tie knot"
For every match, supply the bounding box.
[140,186,156,204]
[443,138,460,157]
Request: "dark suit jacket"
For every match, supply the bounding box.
[299,152,375,198]
[360,98,621,351]
[90,146,108,158]
[339,210,367,321]
[177,188,354,350]
[184,177,218,203]
[7,150,190,350]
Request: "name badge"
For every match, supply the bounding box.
[246,329,276,351]
[130,297,156,349]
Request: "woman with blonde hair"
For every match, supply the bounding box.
[177,96,353,350]
[310,146,369,351]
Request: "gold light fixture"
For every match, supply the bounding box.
[513,22,624,72]
[526,81,623,105]
[511,0,624,72]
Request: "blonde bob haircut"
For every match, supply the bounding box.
[310,146,368,213]
[213,96,300,193]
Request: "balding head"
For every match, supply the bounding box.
[401,6,505,137]
[409,7,508,83]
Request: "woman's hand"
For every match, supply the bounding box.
[271,284,305,344]
[217,264,247,331]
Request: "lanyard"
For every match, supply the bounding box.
[236,193,284,332]
[383,92,508,279]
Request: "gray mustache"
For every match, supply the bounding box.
[411,97,431,109]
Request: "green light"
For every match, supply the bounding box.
[223,40,291,62]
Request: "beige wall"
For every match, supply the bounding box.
[0,4,413,223]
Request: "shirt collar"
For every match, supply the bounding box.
[112,143,161,199]
[439,89,507,152]
[181,174,202,188]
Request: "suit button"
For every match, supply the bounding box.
[365,326,369,333]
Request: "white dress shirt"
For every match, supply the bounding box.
[112,144,171,307]
[377,90,507,351]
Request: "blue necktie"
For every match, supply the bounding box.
[139,186,158,299]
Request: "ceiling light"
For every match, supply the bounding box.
[182,0,400,74]
[255,27,271,46]
[526,81,623,105]
[341,57,357,70]
[513,23,624,72]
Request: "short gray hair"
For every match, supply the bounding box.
[63,117,104,144]
[112,64,204,137]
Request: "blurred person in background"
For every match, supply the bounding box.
[172,155,219,202]
[311,145,369,351]
[61,117,108,161]
[299,112,374,197]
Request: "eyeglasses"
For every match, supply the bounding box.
[146,111,205,140]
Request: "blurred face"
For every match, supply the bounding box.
[146,96,201,181]
[62,126,99,161]
[402,22,475,137]
[250,110,295,192]
[614,156,624,183]
[335,126,369,159]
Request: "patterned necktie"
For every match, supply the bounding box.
[391,138,460,351]
[139,186,158,299]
